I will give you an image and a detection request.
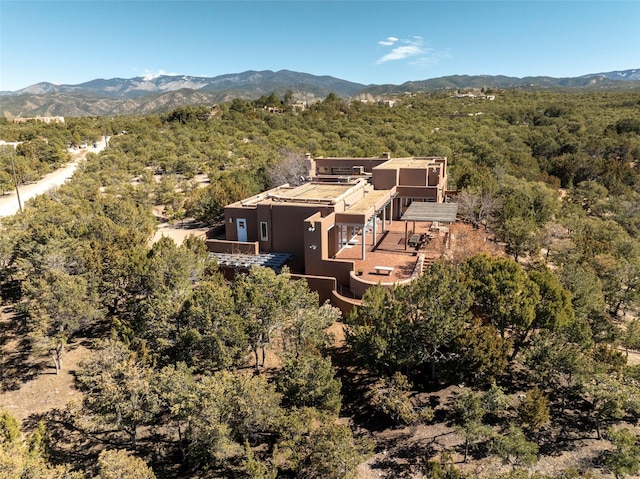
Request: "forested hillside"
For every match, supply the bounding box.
[3,69,639,118]
[1,89,640,478]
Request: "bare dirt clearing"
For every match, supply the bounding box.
[355,407,619,479]
[149,173,211,245]
[0,305,86,424]
[150,210,209,245]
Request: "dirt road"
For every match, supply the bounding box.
[0,137,108,218]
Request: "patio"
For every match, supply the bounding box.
[334,219,448,284]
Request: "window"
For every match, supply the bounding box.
[260,222,268,241]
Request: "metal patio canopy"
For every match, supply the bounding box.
[400,202,458,223]
[400,202,458,250]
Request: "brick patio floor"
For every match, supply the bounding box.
[335,220,448,283]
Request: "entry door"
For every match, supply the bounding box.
[236,218,247,242]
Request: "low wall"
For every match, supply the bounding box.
[396,253,424,286]
[331,291,361,318]
[320,258,355,286]
[291,274,361,318]
[290,274,337,306]
[349,254,424,297]
[206,239,259,255]
[349,271,389,298]
[206,225,225,239]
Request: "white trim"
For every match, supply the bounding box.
[260,221,269,241]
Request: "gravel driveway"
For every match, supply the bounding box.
[0,137,108,218]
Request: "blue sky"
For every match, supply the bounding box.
[1,0,639,91]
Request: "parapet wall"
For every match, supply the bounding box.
[205,239,259,255]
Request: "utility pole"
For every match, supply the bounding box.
[9,151,22,212]
[103,118,109,149]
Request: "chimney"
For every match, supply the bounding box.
[381,152,391,159]
[305,153,315,179]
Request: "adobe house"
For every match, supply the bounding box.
[207,153,456,313]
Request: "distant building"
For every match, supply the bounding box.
[354,97,398,107]
[452,90,495,100]
[291,101,307,113]
[13,116,65,124]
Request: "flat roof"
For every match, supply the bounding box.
[271,182,354,202]
[315,157,374,162]
[374,157,444,170]
[346,190,390,214]
[401,202,458,223]
[233,182,362,207]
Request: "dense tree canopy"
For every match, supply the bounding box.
[1,88,640,477]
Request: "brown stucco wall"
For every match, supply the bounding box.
[224,206,258,241]
[396,186,440,201]
[303,212,355,286]
[290,273,361,318]
[399,167,428,186]
[372,168,398,190]
[330,291,361,317]
[290,274,337,306]
[428,167,441,187]
[314,157,387,175]
[205,239,259,254]
[259,203,333,272]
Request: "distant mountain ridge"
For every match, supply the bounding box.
[360,69,640,95]
[3,70,368,99]
[1,68,639,118]
[595,69,640,81]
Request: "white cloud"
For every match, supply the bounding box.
[378,36,399,46]
[377,45,422,64]
[376,36,440,66]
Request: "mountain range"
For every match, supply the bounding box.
[2,68,639,118]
